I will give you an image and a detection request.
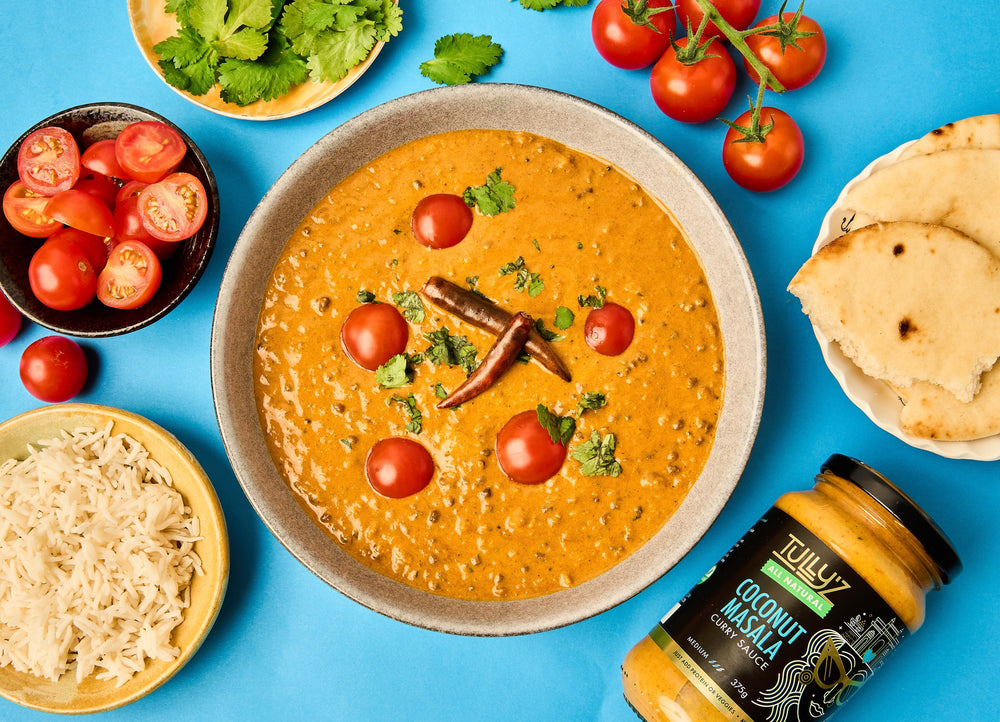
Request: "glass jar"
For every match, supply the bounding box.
[621,454,961,722]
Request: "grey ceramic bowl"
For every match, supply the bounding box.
[211,84,765,636]
[0,102,219,337]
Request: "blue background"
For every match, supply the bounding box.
[2,1,998,719]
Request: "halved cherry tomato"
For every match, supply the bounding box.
[411,194,473,249]
[340,303,409,371]
[81,139,128,179]
[28,234,98,311]
[45,189,114,238]
[115,179,148,206]
[47,227,110,272]
[17,126,81,195]
[74,176,119,209]
[137,172,208,242]
[585,302,635,355]
[722,107,804,192]
[365,437,435,498]
[495,409,569,484]
[591,0,676,70]
[675,0,760,37]
[743,12,827,90]
[650,37,737,123]
[115,120,186,184]
[0,293,21,347]
[112,195,178,259]
[20,335,88,403]
[96,240,162,309]
[2,180,62,237]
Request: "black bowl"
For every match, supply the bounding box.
[0,102,219,337]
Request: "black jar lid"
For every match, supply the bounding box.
[821,454,962,584]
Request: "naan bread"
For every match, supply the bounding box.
[900,371,1000,441]
[838,148,1000,258]
[788,221,1000,403]
[899,114,1000,160]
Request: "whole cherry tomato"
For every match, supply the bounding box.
[722,107,804,192]
[365,437,435,498]
[20,335,89,403]
[650,37,737,123]
[675,0,760,37]
[744,11,827,90]
[495,409,569,484]
[28,233,98,311]
[411,194,473,249]
[340,302,409,371]
[591,0,676,70]
[585,302,636,355]
[0,293,21,347]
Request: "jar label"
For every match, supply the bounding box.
[653,507,908,721]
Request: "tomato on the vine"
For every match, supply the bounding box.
[96,240,163,309]
[591,0,676,70]
[17,127,81,196]
[650,37,737,123]
[722,107,804,192]
[2,180,61,238]
[675,0,760,37]
[28,234,98,311]
[19,335,89,403]
[0,293,21,347]
[340,302,409,371]
[744,11,827,90]
[411,194,473,249]
[495,410,569,485]
[585,302,636,356]
[365,437,435,498]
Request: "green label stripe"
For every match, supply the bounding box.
[761,559,832,618]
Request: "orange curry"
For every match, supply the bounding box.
[253,129,724,600]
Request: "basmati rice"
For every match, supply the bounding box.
[0,422,202,686]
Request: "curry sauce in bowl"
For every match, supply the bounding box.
[213,84,764,634]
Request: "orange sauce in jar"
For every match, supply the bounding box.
[621,454,960,721]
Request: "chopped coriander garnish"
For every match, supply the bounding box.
[576,392,607,416]
[375,353,412,389]
[392,290,425,323]
[536,404,577,445]
[576,241,584,250]
[578,285,607,309]
[499,256,544,297]
[554,306,575,330]
[424,327,478,376]
[433,383,448,400]
[357,289,377,304]
[533,318,561,342]
[466,275,491,301]
[532,239,541,252]
[463,168,516,216]
[420,33,503,86]
[389,393,423,434]
[571,431,623,477]
[340,438,354,451]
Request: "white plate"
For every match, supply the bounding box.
[811,140,1000,461]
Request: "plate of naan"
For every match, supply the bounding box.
[789,114,1000,461]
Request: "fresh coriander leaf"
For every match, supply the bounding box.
[164,0,200,27]
[420,33,503,86]
[433,383,448,400]
[578,285,607,309]
[155,28,218,96]
[375,353,413,389]
[533,318,561,342]
[499,255,544,297]
[536,404,576,446]
[373,0,403,41]
[390,393,423,434]
[464,168,515,216]
[576,392,607,416]
[499,256,525,276]
[357,289,377,303]
[424,327,478,376]
[392,290,425,323]
[571,430,623,477]
[466,276,491,301]
[519,0,591,9]
[304,21,378,83]
[217,29,309,105]
[187,0,228,42]
[215,27,269,60]
[554,306,575,330]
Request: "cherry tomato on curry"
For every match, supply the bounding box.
[0,293,21,347]
[743,12,826,90]
[411,193,473,249]
[17,126,81,196]
[44,188,114,238]
[81,138,128,179]
[365,437,435,498]
[96,240,163,309]
[2,180,61,238]
[591,0,676,70]
[114,120,186,184]
[28,234,98,311]
[495,409,569,485]
[585,301,635,356]
[650,37,736,123]
[340,302,409,371]
[675,0,760,37]
[722,107,804,192]
[137,172,208,242]
[19,335,89,403]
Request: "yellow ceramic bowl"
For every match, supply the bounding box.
[127,0,390,120]
[0,403,229,714]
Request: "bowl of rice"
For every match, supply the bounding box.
[0,403,228,714]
